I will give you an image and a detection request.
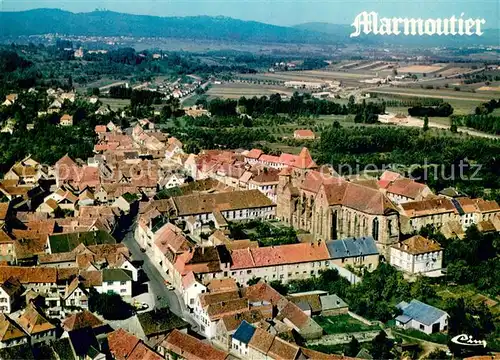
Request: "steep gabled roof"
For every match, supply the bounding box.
[162,329,228,360]
[323,181,398,215]
[0,314,27,342]
[62,310,103,332]
[16,303,55,335]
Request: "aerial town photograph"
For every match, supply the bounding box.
[0,0,498,359]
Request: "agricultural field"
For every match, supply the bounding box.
[369,87,497,102]
[242,69,374,88]
[397,64,446,74]
[206,82,294,99]
[100,98,131,110]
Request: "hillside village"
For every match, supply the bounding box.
[0,87,499,360]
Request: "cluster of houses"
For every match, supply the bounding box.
[1,90,499,359]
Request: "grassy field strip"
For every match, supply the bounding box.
[371,89,495,101]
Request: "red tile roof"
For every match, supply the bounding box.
[386,178,428,199]
[95,125,107,133]
[0,203,9,222]
[268,336,299,360]
[231,242,330,270]
[17,303,55,335]
[378,170,402,189]
[162,329,228,360]
[62,310,103,331]
[108,328,141,360]
[127,343,163,360]
[154,223,192,255]
[392,235,442,255]
[276,301,310,328]
[294,129,315,138]
[323,181,397,215]
[402,197,456,217]
[246,149,263,160]
[243,282,288,309]
[0,266,58,284]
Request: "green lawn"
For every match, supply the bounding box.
[392,328,448,345]
[100,98,131,110]
[314,314,381,334]
[306,344,346,355]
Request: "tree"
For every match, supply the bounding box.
[423,115,429,131]
[410,276,437,302]
[247,277,261,286]
[446,297,495,339]
[424,349,449,360]
[269,280,289,295]
[344,336,361,357]
[370,330,394,360]
[450,124,458,133]
[88,289,133,320]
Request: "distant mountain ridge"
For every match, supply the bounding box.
[0,9,497,47]
[0,9,340,45]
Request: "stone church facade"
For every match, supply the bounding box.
[276,160,400,258]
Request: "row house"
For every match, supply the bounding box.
[170,190,276,230]
[401,196,500,235]
[39,242,137,280]
[152,222,193,280]
[453,197,500,229]
[0,313,29,349]
[244,147,316,171]
[192,279,323,341]
[400,197,458,234]
[16,303,57,345]
[108,328,163,360]
[55,155,100,190]
[3,155,52,186]
[159,329,228,360]
[231,320,331,360]
[378,170,433,204]
[0,277,23,314]
[228,242,331,285]
[174,239,367,304]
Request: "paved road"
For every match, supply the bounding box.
[121,225,182,315]
[181,81,210,104]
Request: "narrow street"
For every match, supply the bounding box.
[121,224,182,314]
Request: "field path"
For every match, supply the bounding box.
[382,113,500,139]
[99,81,127,91]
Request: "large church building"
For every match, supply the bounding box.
[276,148,400,258]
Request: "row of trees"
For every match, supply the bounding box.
[475,98,500,115]
[269,263,496,348]
[316,125,500,197]
[422,225,500,296]
[408,103,454,117]
[452,114,500,135]
[207,94,386,119]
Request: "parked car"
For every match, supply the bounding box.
[140,247,146,253]
[166,285,175,291]
[133,301,149,311]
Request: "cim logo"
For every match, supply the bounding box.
[451,334,487,348]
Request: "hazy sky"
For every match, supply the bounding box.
[1,0,499,27]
